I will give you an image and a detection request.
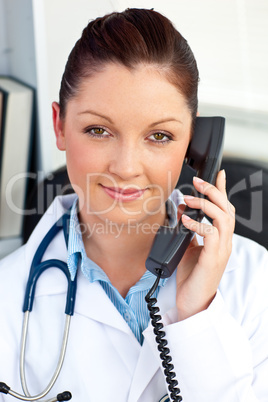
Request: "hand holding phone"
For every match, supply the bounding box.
[177,168,236,320]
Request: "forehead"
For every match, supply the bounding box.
[66,63,191,122]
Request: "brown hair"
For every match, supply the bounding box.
[59,8,199,121]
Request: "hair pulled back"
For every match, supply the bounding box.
[59,8,199,121]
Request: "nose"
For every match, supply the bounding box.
[108,139,144,181]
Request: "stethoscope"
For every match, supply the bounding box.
[0,212,76,401]
[0,211,171,402]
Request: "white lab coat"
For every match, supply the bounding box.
[0,194,268,402]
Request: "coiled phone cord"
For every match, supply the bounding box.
[145,271,183,402]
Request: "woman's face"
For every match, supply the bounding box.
[53,63,192,228]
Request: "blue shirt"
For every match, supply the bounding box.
[67,195,178,344]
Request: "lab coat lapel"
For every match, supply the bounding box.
[75,268,134,334]
[75,270,144,377]
[128,339,163,402]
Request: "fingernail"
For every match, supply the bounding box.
[193,176,204,183]
[182,214,191,221]
[221,169,226,179]
[184,195,195,200]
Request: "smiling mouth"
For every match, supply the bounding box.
[100,185,147,202]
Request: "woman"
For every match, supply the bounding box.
[0,8,267,402]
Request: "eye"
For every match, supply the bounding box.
[92,127,105,135]
[148,132,173,144]
[84,126,110,138]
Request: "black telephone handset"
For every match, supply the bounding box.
[145,116,225,279]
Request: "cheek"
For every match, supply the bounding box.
[150,149,187,194]
[64,138,105,186]
[67,133,105,167]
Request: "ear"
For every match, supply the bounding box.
[52,101,66,150]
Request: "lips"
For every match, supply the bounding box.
[101,185,147,202]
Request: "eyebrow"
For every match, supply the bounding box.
[148,118,183,127]
[78,110,114,124]
[78,110,182,127]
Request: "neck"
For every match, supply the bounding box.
[79,211,167,297]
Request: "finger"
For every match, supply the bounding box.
[183,195,235,237]
[182,214,217,236]
[183,194,233,220]
[181,214,219,250]
[215,169,226,193]
[215,170,235,218]
[192,176,230,212]
[181,212,233,269]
